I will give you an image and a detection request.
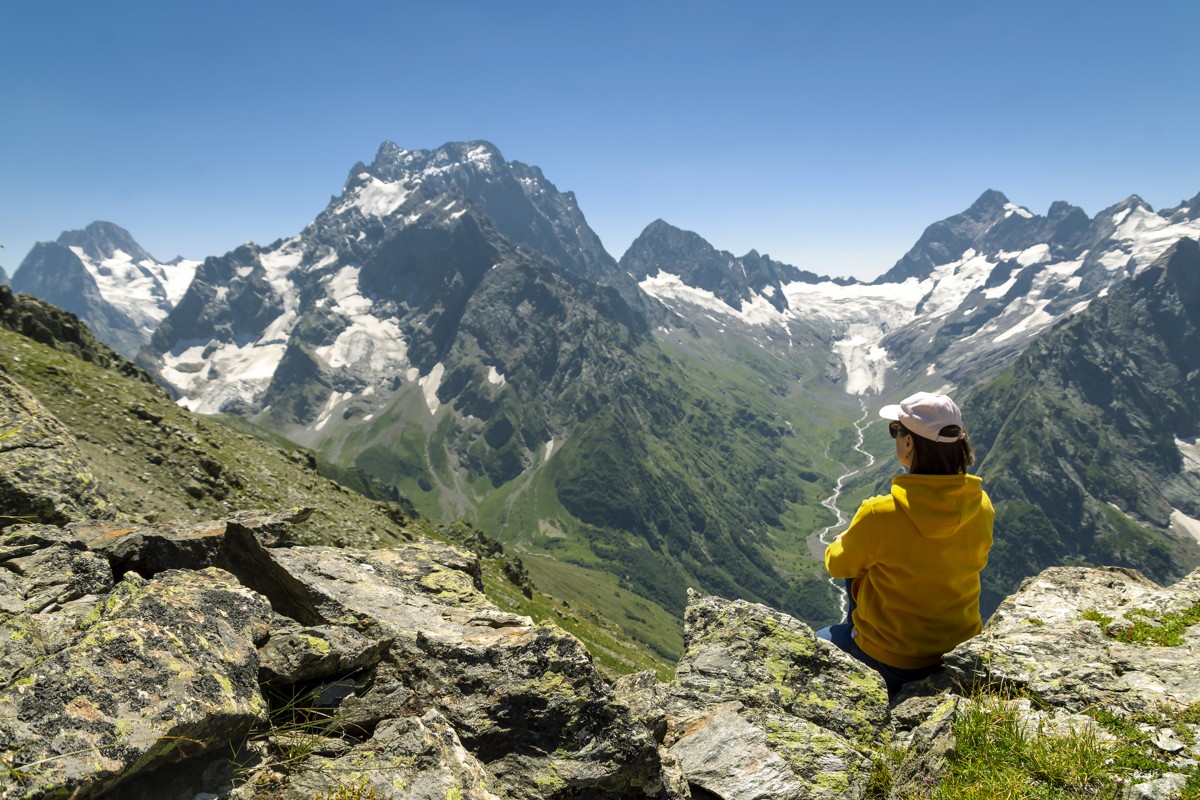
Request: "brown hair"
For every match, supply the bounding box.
[898,422,975,475]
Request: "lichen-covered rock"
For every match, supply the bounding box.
[944,566,1200,712]
[280,709,502,800]
[65,509,323,621]
[0,534,115,687]
[672,593,888,743]
[0,372,112,527]
[257,623,391,686]
[614,669,671,743]
[887,696,960,798]
[7,505,1195,800]
[269,544,665,799]
[2,542,112,613]
[0,568,273,799]
[671,701,874,800]
[656,592,889,800]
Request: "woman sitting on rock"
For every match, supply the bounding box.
[817,391,994,696]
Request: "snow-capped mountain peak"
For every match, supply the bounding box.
[10,221,198,357]
[631,192,1200,396]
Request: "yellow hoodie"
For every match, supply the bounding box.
[824,473,994,669]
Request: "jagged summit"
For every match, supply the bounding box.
[309,139,632,299]
[56,220,155,264]
[622,218,834,314]
[10,223,198,358]
[1163,190,1200,222]
[368,139,506,179]
[965,187,1012,215]
[874,189,1022,285]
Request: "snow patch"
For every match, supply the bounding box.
[419,363,445,415]
[993,300,1054,343]
[639,272,740,318]
[1115,205,1200,274]
[1172,509,1200,545]
[1017,244,1051,267]
[343,176,412,218]
[162,339,286,414]
[984,272,1020,299]
[1004,203,1034,219]
[466,144,497,169]
[487,366,506,386]
[1178,436,1200,474]
[1098,247,1131,271]
[313,266,411,373]
[739,291,789,329]
[833,324,892,395]
[68,246,199,334]
[314,390,353,432]
[918,252,996,319]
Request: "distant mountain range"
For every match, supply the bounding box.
[9,140,1200,655]
[631,187,1200,394]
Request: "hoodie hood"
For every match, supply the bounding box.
[891,473,988,539]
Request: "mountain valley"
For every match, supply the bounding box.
[8,139,1200,661]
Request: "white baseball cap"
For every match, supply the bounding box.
[879,392,966,443]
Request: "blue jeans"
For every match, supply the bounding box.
[815,579,940,696]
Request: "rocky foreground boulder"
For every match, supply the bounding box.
[0,371,113,527]
[0,506,1198,799]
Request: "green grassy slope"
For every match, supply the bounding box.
[0,305,673,677]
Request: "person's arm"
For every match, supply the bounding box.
[824,502,874,579]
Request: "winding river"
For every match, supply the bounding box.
[808,398,879,620]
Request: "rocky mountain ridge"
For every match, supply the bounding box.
[620,218,848,314]
[9,221,198,359]
[631,189,1200,395]
[964,237,1200,611]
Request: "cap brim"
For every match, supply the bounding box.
[878,404,902,421]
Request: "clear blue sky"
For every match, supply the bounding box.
[3,1,1198,280]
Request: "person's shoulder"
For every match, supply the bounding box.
[860,493,898,515]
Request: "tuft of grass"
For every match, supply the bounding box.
[917,694,1200,800]
[315,777,379,800]
[231,678,371,788]
[863,744,906,799]
[1080,609,1114,628]
[930,700,1123,799]
[1082,603,1200,647]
